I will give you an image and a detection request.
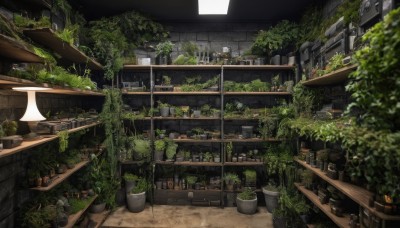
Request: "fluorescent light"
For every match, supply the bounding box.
[199,0,230,15]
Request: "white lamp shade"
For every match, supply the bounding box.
[20,90,46,121]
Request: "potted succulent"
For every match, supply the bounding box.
[155,41,174,65]
[224,172,240,191]
[123,173,139,193]
[126,177,148,213]
[154,139,166,161]
[236,187,257,215]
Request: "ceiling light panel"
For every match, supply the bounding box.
[199,0,230,15]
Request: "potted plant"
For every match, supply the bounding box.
[203,152,213,162]
[224,172,240,191]
[123,173,139,193]
[243,169,256,188]
[154,139,166,161]
[236,187,257,215]
[88,155,109,213]
[157,101,170,117]
[165,140,178,161]
[131,137,151,161]
[273,189,309,228]
[226,141,233,162]
[155,41,174,65]
[213,153,220,162]
[186,175,197,189]
[155,75,174,91]
[126,177,148,213]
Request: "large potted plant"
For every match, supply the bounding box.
[236,187,257,215]
[126,177,148,213]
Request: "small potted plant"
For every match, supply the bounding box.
[186,175,198,189]
[226,141,233,162]
[155,75,174,91]
[236,187,257,215]
[213,153,220,162]
[263,184,280,213]
[203,152,213,162]
[165,140,178,161]
[224,172,240,191]
[155,41,174,65]
[131,137,151,161]
[157,101,170,117]
[154,139,166,161]
[123,173,139,193]
[126,177,148,213]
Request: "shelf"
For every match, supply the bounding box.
[152,65,222,70]
[224,188,262,193]
[153,91,220,95]
[123,65,152,70]
[153,117,219,120]
[23,28,103,70]
[0,34,44,63]
[226,138,283,142]
[119,160,149,165]
[224,162,264,166]
[156,161,222,167]
[173,139,222,143]
[122,91,151,95]
[295,158,400,221]
[61,195,98,228]
[295,183,350,228]
[223,92,291,96]
[223,65,295,70]
[302,65,357,86]
[90,210,110,228]
[155,189,221,193]
[30,160,90,191]
[0,122,100,159]
[0,75,104,96]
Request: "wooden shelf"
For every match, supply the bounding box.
[302,65,357,86]
[123,65,152,70]
[295,183,350,228]
[90,210,110,228]
[153,117,219,120]
[173,139,222,143]
[152,65,222,70]
[295,158,400,221]
[153,91,220,95]
[224,188,262,193]
[224,162,264,166]
[226,138,283,142]
[119,160,149,165]
[0,122,100,159]
[23,28,103,70]
[122,91,151,95]
[155,161,222,167]
[0,75,103,96]
[155,189,221,193]
[30,160,90,191]
[0,34,44,63]
[61,195,98,228]
[224,92,291,96]
[223,65,295,70]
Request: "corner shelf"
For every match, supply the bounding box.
[302,65,357,86]
[30,160,90,191]
[295,158,400,221]
[61,195,98,228]
[0,34,44,63]
[0,122,100,159]
[223,92,291,96]
[295,183,350,228]
[0,75,103,96]
[23,28,103,70]
[156,161,222,167]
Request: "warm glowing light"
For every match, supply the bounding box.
[199,0,230,15]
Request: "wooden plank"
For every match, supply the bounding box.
[223,92,291,96]
[30,160,90,191]
[295,159,400,221]
[295,183,350,228]
[0,122,100,159]
[224,162,264,166]
[223,65,295,70]
[0,34,43,63]
[153,91,220,95]
[90,210,110,228]
[61,195,98,228]
[23,28,103,70]
[302,65,357,86]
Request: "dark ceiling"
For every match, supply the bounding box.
[74,0,316,22]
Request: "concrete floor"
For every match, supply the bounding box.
[102,204,273,228]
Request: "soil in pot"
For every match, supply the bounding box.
[126,192,146,213]
[263,187,280,213]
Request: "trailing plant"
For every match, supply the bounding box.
[13,14,51,29]
[226,141,233,157]
[318,53,344,76]
[238,187,256,200]
[57,130,69,153]
[131,137,151,158]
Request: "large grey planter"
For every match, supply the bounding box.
[160,107,170,117]
[236,196,257,215]
[126,191,146,213]
[263,187,280,213]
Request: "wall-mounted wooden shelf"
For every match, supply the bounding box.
[30,160,90,191]
[61,195,98,228]
[23,28,103,70]
[295,158,400,221]
[123,65,152,70]
[223,92,291,96]
[0,34,44,63]
[0,122,100,159]
[156,161,222,167]
[302,65,357,86]
[0,75,103,96]
[224,162,264,166]
[123,65,295,71]
[153,91,220,95]
[295,183,350,228]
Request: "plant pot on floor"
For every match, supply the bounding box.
[236,196,258,215]
[263,187,280,213]
[126,191,146,213]
[89,202,106,213]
